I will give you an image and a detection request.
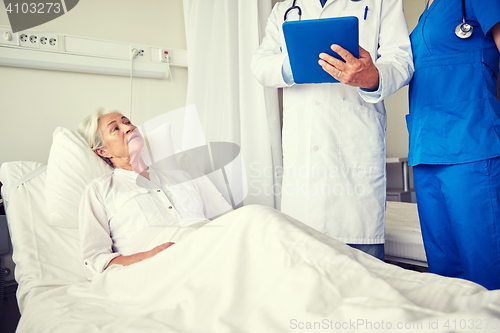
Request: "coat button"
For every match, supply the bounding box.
[312,145,319,152]
[169,206,173,209]
[157,190,161,192]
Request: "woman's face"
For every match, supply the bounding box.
[96,112,144,165]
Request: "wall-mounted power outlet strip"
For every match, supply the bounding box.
[16,29,62,51]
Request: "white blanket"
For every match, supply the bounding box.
[17,205,500,333]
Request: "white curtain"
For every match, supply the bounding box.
[183,0,282,208]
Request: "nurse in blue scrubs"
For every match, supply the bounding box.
[408,0,500,290]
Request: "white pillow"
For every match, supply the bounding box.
[1,162,87,313]
[0,161,45,201]
[45,127,111,228]
[45,124,175,229]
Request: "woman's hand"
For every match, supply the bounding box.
[318,45,380,91]
[492,22,500,53]
[492,22,500,101]
[148,242,175,257]
[105,242,175,269]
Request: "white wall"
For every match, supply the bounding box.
[0,0,427,185]
[0,0,188,165]
[386,0,425,159]
[385,0,426,189]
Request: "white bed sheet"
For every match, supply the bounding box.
[2,162,500,332]
[385,201,427,265]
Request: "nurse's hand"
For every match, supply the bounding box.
[318,45,379,91]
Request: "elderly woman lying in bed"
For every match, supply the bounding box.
[78,108,232,280]
[5,109,498,332]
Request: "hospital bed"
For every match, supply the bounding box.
[1,128,500,332]
[385,201,428,268]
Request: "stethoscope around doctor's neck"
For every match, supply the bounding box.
[284,0,364,21]
[284,0,474,39]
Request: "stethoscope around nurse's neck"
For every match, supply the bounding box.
[283,0,363,22]
[455,0,473,39]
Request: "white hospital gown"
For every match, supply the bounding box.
[78,167,232,280]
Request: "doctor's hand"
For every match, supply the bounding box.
[318,45,379,91]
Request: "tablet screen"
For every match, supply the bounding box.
[283,17,359,84]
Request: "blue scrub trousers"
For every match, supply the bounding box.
[413,158,500,290]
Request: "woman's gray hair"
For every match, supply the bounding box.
[78,107,120,168]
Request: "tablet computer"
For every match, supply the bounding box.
[283,16,359,84]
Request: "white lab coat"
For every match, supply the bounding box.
[251,0,413,244]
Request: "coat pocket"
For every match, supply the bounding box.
[339,100,385,174]
[340,10,378,56]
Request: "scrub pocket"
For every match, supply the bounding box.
[339,100,385,174]
[420,98,498,160]
[405,113,413,139]
[111,189,165,239]
[405,113,412,130]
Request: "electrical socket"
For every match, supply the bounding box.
[151,48,171,63]
[0,26,18,46]
[160,49,170,63]
[130,45,149,62]
[19,30,39,49]
[39,32,60,51]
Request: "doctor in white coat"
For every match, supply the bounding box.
[251,0,413,259]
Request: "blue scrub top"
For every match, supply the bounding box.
[408,0,500,166]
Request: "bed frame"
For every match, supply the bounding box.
[384,201,428,268]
